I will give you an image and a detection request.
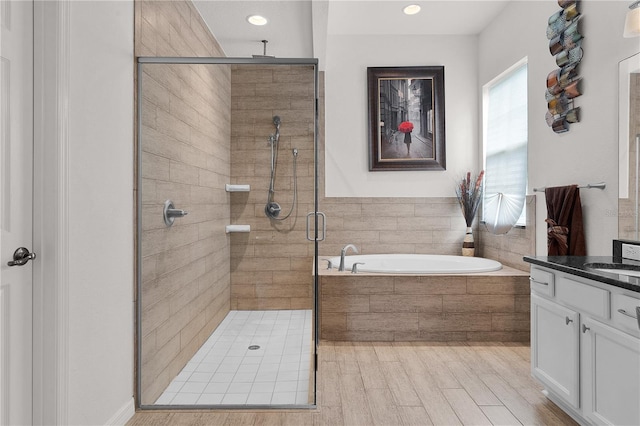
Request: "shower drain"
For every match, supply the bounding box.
[248,345,260,350]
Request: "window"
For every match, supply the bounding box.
[482,59,528,232]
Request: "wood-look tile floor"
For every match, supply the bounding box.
[127,341,578,426]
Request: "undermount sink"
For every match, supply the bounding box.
[583,262,640,278]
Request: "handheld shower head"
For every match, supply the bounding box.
[273,116,281,128]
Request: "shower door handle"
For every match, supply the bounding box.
[306,212,326,242]
[306,212,313,241]
[318,212,326,242]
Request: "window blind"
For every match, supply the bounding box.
[483,62,528,233]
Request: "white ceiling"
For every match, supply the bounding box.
[193,0,511,59]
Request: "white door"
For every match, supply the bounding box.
[0,0,34,425]
[530,294,580,409]
[581,317,640,426]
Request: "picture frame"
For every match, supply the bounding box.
[367,66,446,171]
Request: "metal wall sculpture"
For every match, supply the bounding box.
[546,0,583,133]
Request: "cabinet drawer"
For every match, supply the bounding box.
[530,267,554,296]
[612,293,640,336]
[556,276,610,320]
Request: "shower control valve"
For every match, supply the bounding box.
[265,202,282,219]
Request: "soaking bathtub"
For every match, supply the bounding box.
[325,253,502,274]
[318,253,530,342]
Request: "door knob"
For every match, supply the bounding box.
[7,247,36,267]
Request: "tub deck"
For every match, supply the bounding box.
[317,259,530,342]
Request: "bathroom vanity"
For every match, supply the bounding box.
[524,254,640,426]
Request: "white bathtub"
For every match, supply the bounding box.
[326,254,502,274]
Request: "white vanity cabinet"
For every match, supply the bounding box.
[530,265,640,426]
[581,316,640,425]
[531,294,580,408]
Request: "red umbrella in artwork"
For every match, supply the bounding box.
[398,121,414,133]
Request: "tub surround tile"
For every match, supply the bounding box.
[443,295,515,313]
[347,313,420,332]
[319,266,530,342]
[322,296,370,313]
[369,295,443,313]
[393,277,467,295]
[418,313,492,332]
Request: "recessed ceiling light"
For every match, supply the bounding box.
[247,15,268,26]
[403,4,421,15]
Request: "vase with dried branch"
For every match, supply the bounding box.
[455,170,484,256]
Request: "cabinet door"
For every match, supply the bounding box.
[531,294,580,408]
[581,317,640,426]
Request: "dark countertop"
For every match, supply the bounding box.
[523,255,640,293]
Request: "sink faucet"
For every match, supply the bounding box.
[339,244,359,271]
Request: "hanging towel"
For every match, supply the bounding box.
[545,185,586,256]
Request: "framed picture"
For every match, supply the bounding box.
[367,66,446,171]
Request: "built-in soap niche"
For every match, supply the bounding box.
[546,0,583,133]
[225,184,251,233]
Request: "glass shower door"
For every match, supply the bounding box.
[136,57,319,409]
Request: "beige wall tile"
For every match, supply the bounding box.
[320,277,394,295]
[393,277,467,295]
[321,313,347,332]
[347,313,419,332]
[465,332,529,342]
[418,313,492,332]
[322,296,370,313]
[466,276,530,294]
[369,295,442,313]
[491,313,531,331]
[443,295,516,313]
[515,295,531,313]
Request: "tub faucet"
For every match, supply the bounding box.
[339,244,359,271]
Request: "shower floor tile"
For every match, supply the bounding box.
[155,310,313,406]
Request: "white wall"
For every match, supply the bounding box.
[324,34,479,197]
[68,1,134,424]
[479,0,640,255]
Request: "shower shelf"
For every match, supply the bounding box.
[225,225,250,233]
[225,184,250,192]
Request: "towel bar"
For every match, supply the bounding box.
[533,182,606,192]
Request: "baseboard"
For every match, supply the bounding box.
[105,397,135,426]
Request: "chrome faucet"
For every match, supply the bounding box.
[339,244,359,271]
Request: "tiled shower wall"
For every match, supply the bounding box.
[620,73,639,240]
[136,0,231,404]
[229,65,316,310]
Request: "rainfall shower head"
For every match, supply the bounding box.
[252,39,275,58]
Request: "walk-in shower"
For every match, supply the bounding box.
[265,115,298,220]
[136,57,320,409]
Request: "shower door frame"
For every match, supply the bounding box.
[135,56,320,410]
